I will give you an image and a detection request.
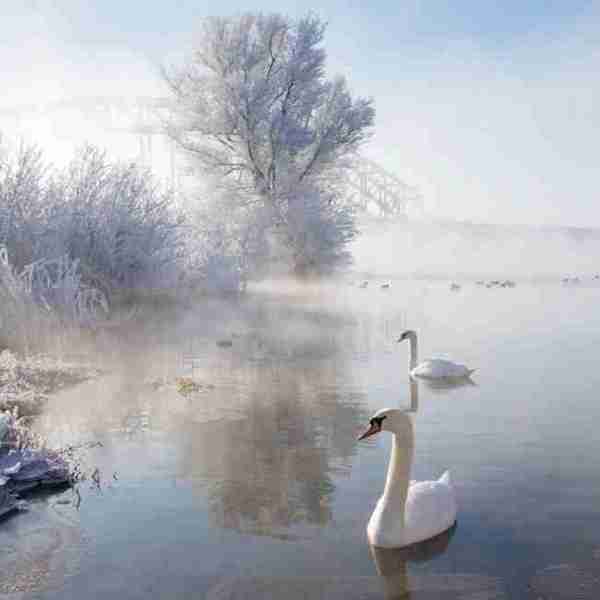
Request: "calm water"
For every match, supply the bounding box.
[3,279,600,599]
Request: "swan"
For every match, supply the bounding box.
[358,408,457,548]
[398,330,475,380]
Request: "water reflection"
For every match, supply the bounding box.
[9,280,600,598]
[408,380,419,412]
[173,366,369,538]
[370,527,456,599]
[421,377,477,392]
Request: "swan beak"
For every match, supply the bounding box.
[358,422,380,441]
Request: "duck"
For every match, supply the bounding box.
[397,330,475,380]
[358,408,457,548]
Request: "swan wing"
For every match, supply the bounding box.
[367,472,457,548]
[403,472,457,544]
[411,359,473,379]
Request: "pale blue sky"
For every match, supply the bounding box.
[2,1,599,226]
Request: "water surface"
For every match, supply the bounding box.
[3,278,600,599]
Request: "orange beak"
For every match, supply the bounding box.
[358,422,380,441]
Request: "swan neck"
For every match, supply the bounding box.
[408,333,418,370]
[382,432,412,508]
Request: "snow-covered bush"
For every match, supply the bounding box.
[0,247,109,352]
[0,142,187,294]
[47,146,186,292]
[0,247,42,352]
[19,254,109,325]
[0,139,195,349]
[0,144,48,270]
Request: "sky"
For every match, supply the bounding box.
[1,1,599,227]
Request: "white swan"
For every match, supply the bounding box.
[398,330,475,380]
[358,408,457,548]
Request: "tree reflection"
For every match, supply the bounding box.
[174,359,368,538]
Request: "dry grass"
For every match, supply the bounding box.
[0,350,101,418]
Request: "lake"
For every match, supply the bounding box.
[2,277,600,599]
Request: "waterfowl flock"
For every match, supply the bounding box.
[354,274,600,291]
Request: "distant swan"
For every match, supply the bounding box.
[398,330,475,380]
[358,408,457,548]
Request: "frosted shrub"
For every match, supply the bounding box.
[0,142,187,294]
[0,139,193,349]
[0,144,47,269]
[0,247,109,351]
[50,146,185,291]
[19,255,109,325]
[0,247,41,351]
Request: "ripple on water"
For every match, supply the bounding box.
[205,572,508,599]
[0,504,83,596]
[529,556,600,600]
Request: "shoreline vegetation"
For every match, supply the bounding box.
[0,349,101,418]
[0,349,102,520]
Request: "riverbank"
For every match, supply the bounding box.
[0,350,101,419]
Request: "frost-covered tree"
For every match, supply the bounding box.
[164,13,374,273]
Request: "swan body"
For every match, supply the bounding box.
[398,330,474,380]
[368,470,457,548]
[410,359,474,380]
[359,408,457,549]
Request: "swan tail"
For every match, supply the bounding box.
[439,470,452,487]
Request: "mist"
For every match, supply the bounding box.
[352,218,600,281]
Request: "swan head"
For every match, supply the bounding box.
[397,330,416,343]
[358,408,410,440]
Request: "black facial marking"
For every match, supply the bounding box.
[369,415,387,428]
